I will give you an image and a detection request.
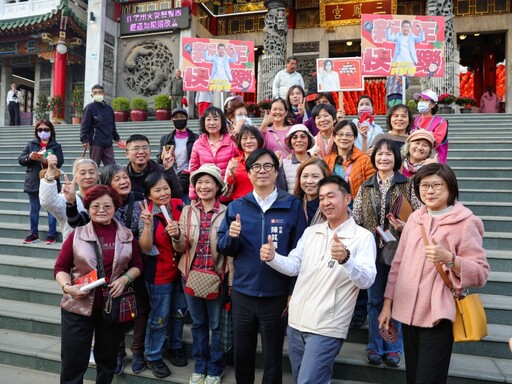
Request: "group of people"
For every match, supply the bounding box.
[16,79,490,384]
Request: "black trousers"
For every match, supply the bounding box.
[402,319,453,384]
[231,291,288,384]
[8,101,20,126]
[60,307,124,384]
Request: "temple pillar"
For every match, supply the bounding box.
[52,45,67,121]
[257,0,288,101]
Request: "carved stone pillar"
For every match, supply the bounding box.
[258,0,288,101]
[421,0,458,97]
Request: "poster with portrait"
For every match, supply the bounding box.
[317,58,364,92]
[182,37,255,93]
[361,14,445,77]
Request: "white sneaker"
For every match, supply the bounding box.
[205,375,221,384]
[190,372,206,384]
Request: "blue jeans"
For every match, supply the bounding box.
[182,278,225,376]
[145,280,186,361]
[167,281,188,351]
[287,326,343,384]
[28,192,56,237]
[367,249,403,355]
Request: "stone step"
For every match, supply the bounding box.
[449,148,512,158]
[485,250,512,272]
[450,141,512,149]
[0,236,61,259]
[482,232,512,250]
[457,177,512,190]
[474,271,512,297]
[463,201,512,216]
[453,166,512,178]
[478,216,512,232]
[459,189,512,203]
[0,327,510,384]
[448,157,512,167]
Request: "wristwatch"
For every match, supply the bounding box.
[446,253,456,268]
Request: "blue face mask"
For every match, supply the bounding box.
[38,131,51,141]
[417,101,431,113]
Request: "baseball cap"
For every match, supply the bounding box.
[413,90,438,103]
[171,107,188,118]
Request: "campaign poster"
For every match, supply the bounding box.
[361,14,445,77]
[182,37,255,92]
[317,57,364,92]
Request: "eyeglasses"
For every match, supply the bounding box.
[89,204,115,211]
[37,128,51,133]
[335,132,354,139]
[250,162,274,173]
[419,182,444,191]
[127,146,150,152]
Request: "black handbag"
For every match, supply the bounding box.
[93,242,137,324]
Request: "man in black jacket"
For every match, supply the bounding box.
[156,108,198,203]
[80,84,124,166]
[125,134,184,200]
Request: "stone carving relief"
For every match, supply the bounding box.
[421,0,457,95]
[258,3,288,101]
[263,7,287,57]
[123,40,174,96]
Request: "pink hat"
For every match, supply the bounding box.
[413,89,438,103]
[407,129,436,147]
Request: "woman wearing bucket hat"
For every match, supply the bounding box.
[173,164,230,384]
[412,90,449,164]
[277,124,314,193]
[401,130,438,178]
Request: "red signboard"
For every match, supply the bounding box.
[317,58,364,92]
[182,37,255,93]
[361,14,445,77]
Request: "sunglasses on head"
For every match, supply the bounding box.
[37,128,51,133]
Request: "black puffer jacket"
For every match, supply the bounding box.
[18,138,64,193]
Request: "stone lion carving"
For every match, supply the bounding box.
[123,41,174,96]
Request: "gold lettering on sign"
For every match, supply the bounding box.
[353,3,362,17]
[332,5,342,19]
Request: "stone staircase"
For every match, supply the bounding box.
[0,114,510,383]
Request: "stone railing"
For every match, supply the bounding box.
[0,0,61,20]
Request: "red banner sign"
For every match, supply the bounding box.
[317,58,364,92]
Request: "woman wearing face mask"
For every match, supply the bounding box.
[225,99,251,141]
[18,120,63,244]
[157,108,198,203]
[412,90,449,164]
[401,130,437,178]
[352,95,384,154]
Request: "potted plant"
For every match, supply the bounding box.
[246,101,258,117]
[71,85,84,124]
[34,94,51,123]
[258,98,273,111]
[112,97,131,122]
[48,95,64,123]
[130,97,149,122]
[437,93,455,114]
[154,94,172,120]
[455,96,477,113]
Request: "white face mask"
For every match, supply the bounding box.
[417,101,431,113]
[358,106,373,116]
[38,131,51,141]
[93,94,104,103]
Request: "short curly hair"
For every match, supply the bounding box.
[83,185,122,211]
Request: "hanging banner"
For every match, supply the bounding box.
[361,14,445,77]
[182,37,255,93]
[317,57,364,92]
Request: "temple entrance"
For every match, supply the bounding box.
[458,32,506,109]
[12,66,35,125]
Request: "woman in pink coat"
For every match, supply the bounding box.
[379,163,489,384]
[479,85,500,113]
[188,107,238,203]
